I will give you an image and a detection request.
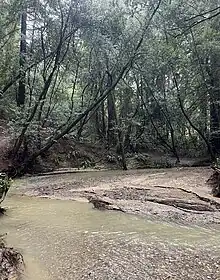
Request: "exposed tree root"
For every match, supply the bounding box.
[0,237,24,280]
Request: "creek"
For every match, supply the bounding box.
[1,195,220,279]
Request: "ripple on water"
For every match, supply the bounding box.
[1,196,220,280]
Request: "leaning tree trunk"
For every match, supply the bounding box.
[172,72,215,161]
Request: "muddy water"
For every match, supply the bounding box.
[1,196,220,280]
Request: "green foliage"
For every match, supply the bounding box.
[1,0,220,167]
[0,173,11,204]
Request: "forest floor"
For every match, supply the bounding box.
[13,167,220,226]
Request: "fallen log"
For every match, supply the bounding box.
[88,196,124,212]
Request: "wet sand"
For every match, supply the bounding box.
[12,167,220,225]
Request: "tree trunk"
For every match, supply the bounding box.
[173,73,215,161]
[17,10,27,106]
[107,92,117,146]
[209,52,220,156]
[118,130,127,170]
[101,101,106,139]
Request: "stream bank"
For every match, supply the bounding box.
[0,236,24,280]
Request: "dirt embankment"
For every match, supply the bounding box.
[0,120,212,175]
[13,167,220,226]
[0,236,24,280]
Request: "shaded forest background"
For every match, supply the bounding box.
[1,0,220,174]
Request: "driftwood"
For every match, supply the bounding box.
[102,185,220,213]
[142,197,216,212]
[88,196,124,212]
[153,185,220,209]
[88,196,111,210]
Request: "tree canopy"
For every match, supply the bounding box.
[1,0,220,173]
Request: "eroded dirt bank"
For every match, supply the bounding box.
[12,167,220,225]
[0,238,24,280]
